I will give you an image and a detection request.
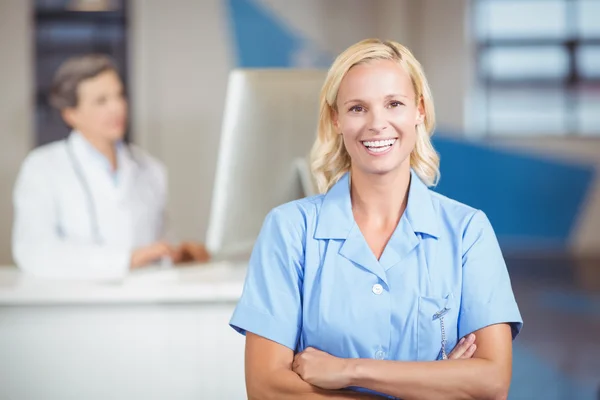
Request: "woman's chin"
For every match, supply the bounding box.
[104,129,126,142]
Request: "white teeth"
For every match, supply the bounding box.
[362,139,396,147]
[369,146,390,153]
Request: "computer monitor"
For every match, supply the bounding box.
[206,69,326,260]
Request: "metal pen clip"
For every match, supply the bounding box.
[433,307,450,360]
[432,307,450,320]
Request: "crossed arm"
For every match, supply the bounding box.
[245,323,512,400]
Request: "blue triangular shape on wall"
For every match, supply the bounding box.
[432,134,595,250]
[227,0,331,68]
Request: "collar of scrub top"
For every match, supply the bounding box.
[314,169,440,285]
[70,131,128,186]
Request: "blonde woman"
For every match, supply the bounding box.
[230,39,522,399]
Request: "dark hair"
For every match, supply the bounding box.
[49,54,119,110]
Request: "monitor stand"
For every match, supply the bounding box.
[210,158,317,264]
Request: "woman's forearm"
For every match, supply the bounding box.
[347,358,509,400]
[248,368,381,400]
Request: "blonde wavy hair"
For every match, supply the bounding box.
[310,38,440,193]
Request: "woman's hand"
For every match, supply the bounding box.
[292,347,352,390]
[130,242,174,268]
[173,242,211,264]
[448,333,477,360]
[292,334,477,390]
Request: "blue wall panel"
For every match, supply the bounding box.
[433,135,595,249]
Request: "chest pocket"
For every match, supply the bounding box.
[417,292,458,361]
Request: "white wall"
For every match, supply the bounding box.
[0,0,32,264]
[409,0,472,133]
[258,0,378,55]
[376,0,417,50]
[261,0,418,65]
[129,0,232,243]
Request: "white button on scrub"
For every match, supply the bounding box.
[372,284,383,295]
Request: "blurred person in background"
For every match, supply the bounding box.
[12,54,209,280]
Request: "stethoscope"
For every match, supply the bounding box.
[64,138,142,245]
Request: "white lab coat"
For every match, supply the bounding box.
[12,132,169,280]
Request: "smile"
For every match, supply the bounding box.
[361,138,397,155]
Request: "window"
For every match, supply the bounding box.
[35,0,129,146]
[473,0,600,136]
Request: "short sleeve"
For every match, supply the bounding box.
[458,210,523,340]
[229,207,305,351]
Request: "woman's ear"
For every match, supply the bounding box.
[61,107,77,128]
[416,96,425,125]
[331,109,341,134]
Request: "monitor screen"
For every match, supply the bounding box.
[206,69,326,260]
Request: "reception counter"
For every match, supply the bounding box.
[0,261,248,400]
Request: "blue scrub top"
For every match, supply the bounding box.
[230,170,523,391]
